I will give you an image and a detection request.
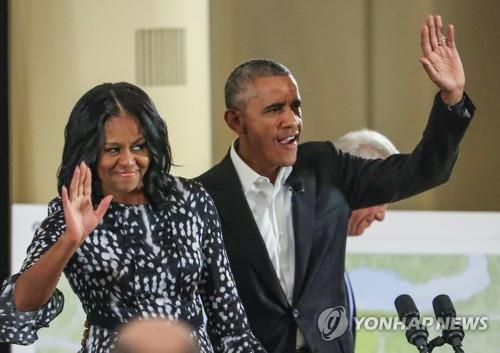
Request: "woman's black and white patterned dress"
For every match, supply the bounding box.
[0,177,265,353]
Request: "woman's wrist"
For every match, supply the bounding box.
[59,231,82,253]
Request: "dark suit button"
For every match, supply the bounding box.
[292,308,300,318]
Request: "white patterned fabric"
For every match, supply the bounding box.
[0,176,265,353]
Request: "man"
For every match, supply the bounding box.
[112,318,198,353]
[197,15,474,353]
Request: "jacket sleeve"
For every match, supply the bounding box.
[323,93,475,209]
[0,198,65,345]
[197,186,266,353]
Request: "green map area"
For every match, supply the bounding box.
[347,254,499,353]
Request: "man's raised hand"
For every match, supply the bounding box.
[419,15,465,105]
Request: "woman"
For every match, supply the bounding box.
[0,82,265,353]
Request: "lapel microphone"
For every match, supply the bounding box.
[288,181,305,194]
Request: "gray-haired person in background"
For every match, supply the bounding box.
[335,129,399,236]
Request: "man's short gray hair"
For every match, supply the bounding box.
[335,129,399,159]
[224,58,291,110]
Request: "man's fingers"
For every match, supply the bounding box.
[420,25,432,57]
[434,15,447,46]
[351,222,362,236]
[435,15,443,38]
[427,15,438,49]
[419,57,438,81]
[347,221,354,235]
[437,15,450,49]
[347,215,361,236]
[446,24,456,48]
[95,195,113,221]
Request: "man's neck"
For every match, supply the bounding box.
[236,149,278,184]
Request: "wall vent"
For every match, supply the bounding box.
[135,28,186,86]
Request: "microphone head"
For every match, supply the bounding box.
[433,294,464,347]
[395,294,430,349]
[288,180,305,194]
[433,294,457,319]
[395,294,420,322]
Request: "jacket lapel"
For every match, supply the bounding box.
[287,169,316,303]
[207,154,289,304]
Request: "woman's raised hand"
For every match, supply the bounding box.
[61,162,113,247]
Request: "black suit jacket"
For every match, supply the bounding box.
[196,94,474,353]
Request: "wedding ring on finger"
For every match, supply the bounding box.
[438,37,446,46]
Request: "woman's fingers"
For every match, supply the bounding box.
[78,162,85,196]
[69,165,80,200]
[69,161,92,201]
[95,195,113,221]
[61,185,70,210]
[83,163,92,197]
[61,185,79,238]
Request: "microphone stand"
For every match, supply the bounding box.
[428,336,446,352]
[433,295,466,353]
[395,294,467,353]
[403,325,465,353]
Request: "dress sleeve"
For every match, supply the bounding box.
[0,198,66,345]
[197,187,266,353]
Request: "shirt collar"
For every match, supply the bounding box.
[230,139,293,194]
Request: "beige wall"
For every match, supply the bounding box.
[210,0,500,211]
[10,1,500,210]
[10,0,211,204]
[431,0,500,210]
[210,0,369,162]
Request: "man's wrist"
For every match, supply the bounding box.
[446,96,466,112]
[436,91,474,119]
[440,89,464,106]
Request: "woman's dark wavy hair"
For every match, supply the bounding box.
[57,82,175,208]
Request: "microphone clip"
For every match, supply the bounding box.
[288,181,305,195]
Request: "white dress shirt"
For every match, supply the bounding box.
[230,142,306,348]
